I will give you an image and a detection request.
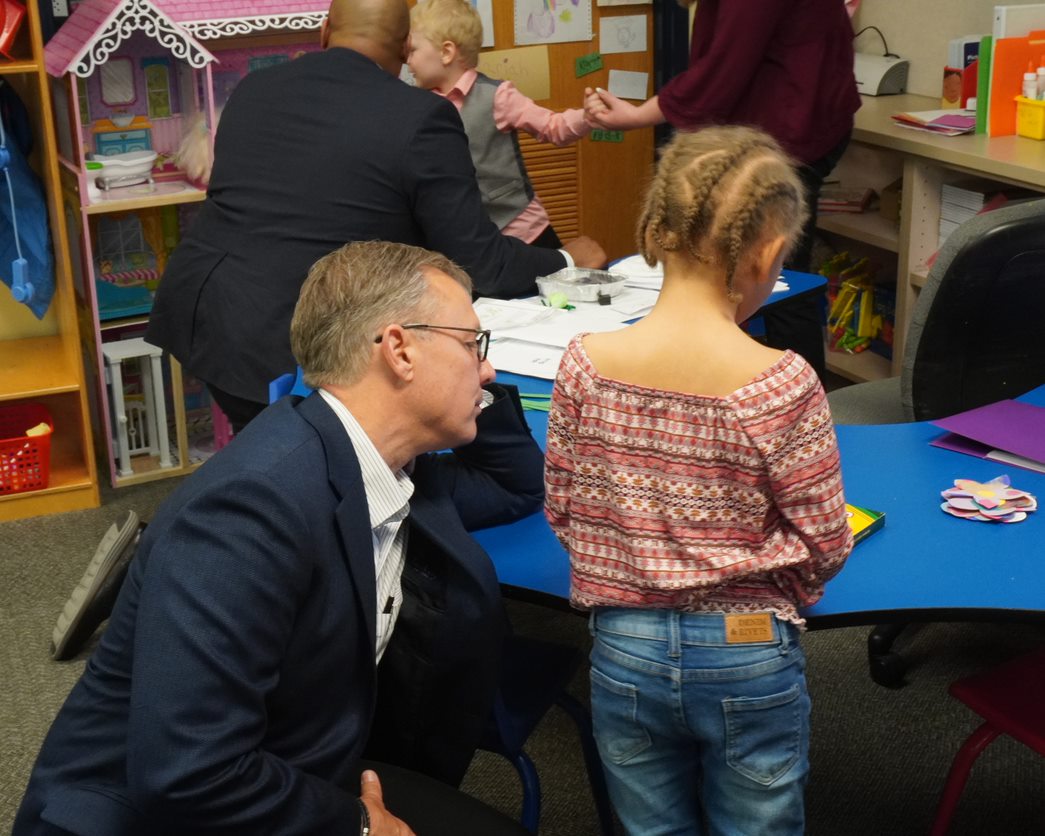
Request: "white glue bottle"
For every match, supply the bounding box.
[1023,65,1037,100]
[1036,56,1045,99]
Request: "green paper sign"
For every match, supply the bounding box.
[575,52,603,77]
[591,129,624,143]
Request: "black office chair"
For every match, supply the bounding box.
[480,633,615,835]
[827,198,1045,686]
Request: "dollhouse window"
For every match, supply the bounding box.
[97,215,146,267]
[76,77,91,123]
[99,57,135,106]
[142,58,173,118]
[248,54,289,73]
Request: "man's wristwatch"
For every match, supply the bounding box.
[358,798,371,836]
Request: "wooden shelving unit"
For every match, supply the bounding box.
[817,212,900,254]
[818,93,1045,384]
[0,5,99,522]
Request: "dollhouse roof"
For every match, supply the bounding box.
[45,0,329,78]
[165,0,329,41]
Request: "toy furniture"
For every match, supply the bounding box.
[43,0,329,486]
[210,401,234,452]
[101,337,171,476]
[93,116,153,156]
[929,646,1045,836]
[827,199,1045,686]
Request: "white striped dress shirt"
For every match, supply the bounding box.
[319,390,414,662]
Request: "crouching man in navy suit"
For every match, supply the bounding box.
[14,242,542,836]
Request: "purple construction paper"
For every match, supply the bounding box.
[929,432,993,458]
[931,114,976,129]
[931,400,1045,464]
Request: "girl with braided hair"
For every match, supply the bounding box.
[545,125,854,836]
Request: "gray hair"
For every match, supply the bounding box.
[290,240,471,388]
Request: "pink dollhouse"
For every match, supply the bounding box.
[43,0,328,486]
[46,0,329,173]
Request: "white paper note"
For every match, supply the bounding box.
[607,69,649,100]
[473,297,556,331]
[488,339,565,379]
[495,305,626,348]
[472,0,495,48]
[610,254,663,289]
[608,287,658,317]
[599,14,646,54]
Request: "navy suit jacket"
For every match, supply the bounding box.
[14,386,543,836]
[145,47,565,404]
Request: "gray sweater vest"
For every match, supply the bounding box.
[459,73,536,230]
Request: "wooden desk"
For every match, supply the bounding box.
[817,93,1045,383]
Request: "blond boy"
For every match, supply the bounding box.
[408,0,591,247]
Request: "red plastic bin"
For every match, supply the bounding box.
[0,402,54,495]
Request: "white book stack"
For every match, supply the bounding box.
[938,178,1039,246]
[939,179,996,245]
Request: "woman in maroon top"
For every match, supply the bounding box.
[587,0,861,374]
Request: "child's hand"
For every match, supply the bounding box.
[584,87,634,129]
[583,86,608,127]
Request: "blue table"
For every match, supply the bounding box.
[475,376,1045,631]
[763,269,829,307]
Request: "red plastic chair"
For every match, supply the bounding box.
[930,646,1045,836]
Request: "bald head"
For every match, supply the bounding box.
[324,0,410,73]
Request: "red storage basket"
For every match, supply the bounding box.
[0,402,54,495]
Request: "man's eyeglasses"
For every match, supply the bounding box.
[374,324,491,362]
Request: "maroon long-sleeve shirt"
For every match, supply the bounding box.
[658,0,861,165]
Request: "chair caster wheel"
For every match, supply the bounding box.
[869,652,907,688]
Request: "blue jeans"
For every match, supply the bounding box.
[588,609,810,836]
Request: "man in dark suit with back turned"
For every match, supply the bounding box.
[15,241,543,835]
[146,0,605,431]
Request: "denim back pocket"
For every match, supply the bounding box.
[589,666,652,765]
[723,683,808,785]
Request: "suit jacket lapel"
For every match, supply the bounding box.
[297,392,378,656]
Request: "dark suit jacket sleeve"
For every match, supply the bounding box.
[125,474,362,834]
[403,100,566,298]
[414,383,544,530]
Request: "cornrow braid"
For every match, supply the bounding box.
[679,138,764,255]
[639,140,685,262]
[636,126,806,294]
[719,179,805,297]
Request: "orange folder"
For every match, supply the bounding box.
[989,30,1045,137]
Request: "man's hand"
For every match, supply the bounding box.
[562,236,607,269]
[360,770,415,836]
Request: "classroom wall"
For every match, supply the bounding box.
[853,0,1045,97]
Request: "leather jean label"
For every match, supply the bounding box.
[724,613,774,644]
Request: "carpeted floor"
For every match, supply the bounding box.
[2,476,1044,835]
